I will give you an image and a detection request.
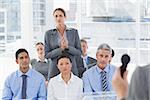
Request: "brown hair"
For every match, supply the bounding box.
[80,39,87,44]
[36,42,44,46]
[53,8,66,17]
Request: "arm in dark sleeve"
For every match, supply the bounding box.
[76,56,86,78]
[30,59,36,68]
[67,29,81,56]
[44,30,63,59]
[47,59,52,80]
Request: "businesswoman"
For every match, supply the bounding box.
[44,8,81,78]
[31,42,51,86]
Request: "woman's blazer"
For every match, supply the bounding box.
[44,28,81,78]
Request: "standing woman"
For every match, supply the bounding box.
[31,42,51,86]
[44,8,81,78]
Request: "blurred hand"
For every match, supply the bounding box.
[60,37,68,49]
[45,80,49,87]
[112,67,128,99]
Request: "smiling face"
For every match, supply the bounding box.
[36,43,45,59]
[53,10,66,26]
[57,57,72,75]
[16,52,30,73]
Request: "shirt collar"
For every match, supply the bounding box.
[96,64,110,74]
[65,27,72,31]
[37,58,48,63]
[17,68,32,77]
[81,55,88,60]
[57,72,74,84]
[55,26,72,31]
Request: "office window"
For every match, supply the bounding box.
[33,26,40,32]
[33,3,45,10]
[40,19,45,25]
[53,0,70,10]
[39,3,45,10]
[16,35,21,39]
[0,12,5,24]
[0,27,4,33]
[33,0,45,2]
[7,35,14,43]
[0,36,5,41]
[33,4,39,10]
[33,12,45,18]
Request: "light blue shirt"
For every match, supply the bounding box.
[82,64,116,93]
[2,68,46,100]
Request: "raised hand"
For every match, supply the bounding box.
[60,37,68,50]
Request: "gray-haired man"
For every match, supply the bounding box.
[82,43,116,93]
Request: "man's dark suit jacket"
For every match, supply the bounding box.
[76,55,97,78]
[127,64,150,100]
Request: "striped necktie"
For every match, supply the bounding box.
[22,75,27,99]
[101,71,108,91]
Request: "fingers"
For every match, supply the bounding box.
[60,41,68,50]
[112,68,121,84]
[123,70,128,80]
[60,37,68,50]
[114,67,121,79]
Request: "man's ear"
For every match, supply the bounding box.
[16,59,18,64]
[87,44,88,49]
[57,64,60,69]
[70,63,72,68]
[65,16,67,19]
[96,52,98,59]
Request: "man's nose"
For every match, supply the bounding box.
[101,57,105,61]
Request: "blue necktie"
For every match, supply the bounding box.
[22,75,27,99]
[101,71,108,91]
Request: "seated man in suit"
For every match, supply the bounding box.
[81,39,97,68]
[77,39,97,78]
[82,43,116,93]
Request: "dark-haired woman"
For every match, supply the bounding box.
[44,8,81,78]
[31,42,51,86]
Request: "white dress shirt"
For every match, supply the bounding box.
[37,57,48,63]
[47,73,83,100]
[81,55,88,69]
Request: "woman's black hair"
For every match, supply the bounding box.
[57,51,71,64]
